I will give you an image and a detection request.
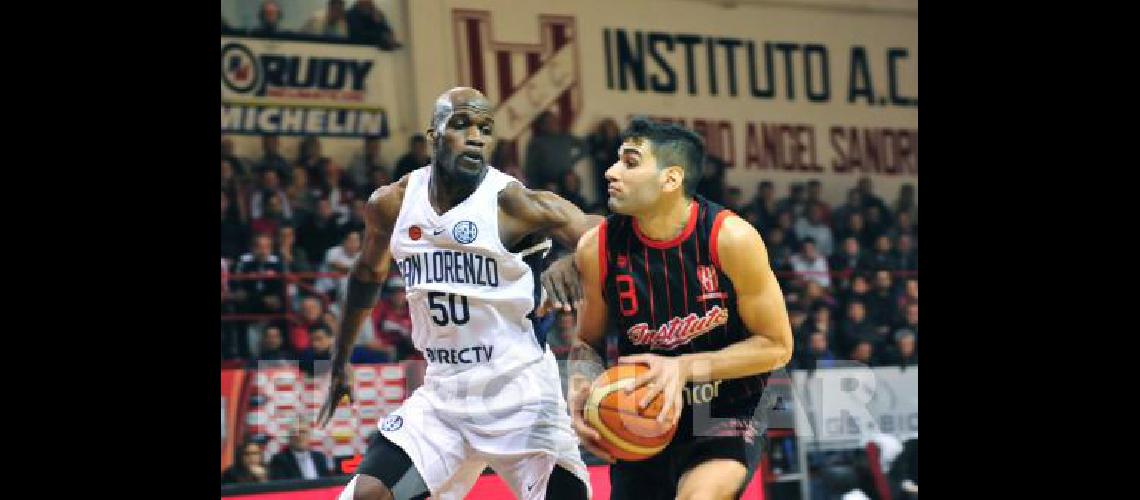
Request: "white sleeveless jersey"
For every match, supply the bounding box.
[389,165,552,388]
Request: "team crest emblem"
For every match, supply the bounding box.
[616,254,628,268]
[408,225,422,241]
[381,414,403,431]
[452,221,478,244]
[697,266,719,293]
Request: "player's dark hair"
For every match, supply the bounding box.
[621,117,705,196]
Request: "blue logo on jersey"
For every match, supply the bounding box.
[452,220,478,244]
[381,414,403,431]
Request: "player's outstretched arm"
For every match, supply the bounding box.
[499,183,603,309]
[566,224,615,462]
[318,177,405,427]
[678,215,794,380]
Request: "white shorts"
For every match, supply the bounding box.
[378,347,591,500]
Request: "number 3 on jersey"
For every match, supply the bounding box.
[615,275,639,317]
[427,292,471,326]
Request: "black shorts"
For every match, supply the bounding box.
[608,414,768,500]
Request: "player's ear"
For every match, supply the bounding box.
[661,165,684,194]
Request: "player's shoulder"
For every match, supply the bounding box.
[365,173,412,222]
[496,180,570,224]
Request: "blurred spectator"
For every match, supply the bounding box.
[250,170,293,221]
[864,204,890,238]
[849,339,878,367]
[839,301,875,355]
[794,330,837,370]
[301,0,348,38]
[276,225,312,274]
[313,160,355,223]
[885,210,918,246]
[749,181,778,233]
[587,118,622,206]
[256,325,293,362]
[525,111,587,191]
[491,139,525,183]
[880,329,918,368]
[794,203,834,257]
[808,305,834,341]
[319,231,362,298]
[372,276,415,360]
[894,183,916,217]
[251,191,292,237]
[774,210,800,251]
[866,270,897,343]
[256,134,292,184]
[290,296,326,352]
[251,1,285,36]
[697,155,728,206]
[299,325,334,376]
[895,234,918,272]
[297,136,331,187]
[286,166,317,218]
[393,134,431,180]
[898,278,918,315]
[298,198,345,269]
[787,307,809,338]
[343,199,367,235]
[222,191,250,261]
[358,167,391,200]
[856,177,889,215]
[868,235,898,271]
[222,440,270,484]
[805,180,831,221]
[776,183,807,219]
[222,137,250,179]
[222,160,250,222]
[831,189,863,235]
[269,425,332,480]
[724,186,745,214]
[899,303,919,338]
[346,0,403,50]
[802,281,836,313]
[233,234,286,315]
[559,171,589,212]
[790,238,830,288]
[836,211,874,250]
[346,136,390,190]
[830,236,870,279]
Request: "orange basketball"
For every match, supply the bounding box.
[584,364,680,461]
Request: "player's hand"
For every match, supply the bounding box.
[540,254,581,313]
[620,354,687,425]
[568,374,615,463]
[318,365,354,428]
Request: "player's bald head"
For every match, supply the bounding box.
[430,87,491,131]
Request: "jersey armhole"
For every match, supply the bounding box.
[709,210,735,272]
[598,219,608,300]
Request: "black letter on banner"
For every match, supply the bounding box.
[747,42,775,99]
[804,44,830,102]
[604,28,614,89]
[848,46,875,104]
[319,60,346,90]
[717,38,743,97]
[348,61,373,91]
[647,32,677,93]
[676,35,702,95]
[615,29,647,91]
[774,43,799,100]
[706,37,718,96]
[887,48,917,106]
[261,55,287,94]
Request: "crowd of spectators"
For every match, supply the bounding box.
[222,0,402,50]
[222,114,918,372]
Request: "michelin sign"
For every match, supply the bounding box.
[220,37,395,137]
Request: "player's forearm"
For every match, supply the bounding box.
[679,335,792,382]
[568,338,607,382]
[332,262,391,367]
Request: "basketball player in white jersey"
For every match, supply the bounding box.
[318,87,596,500]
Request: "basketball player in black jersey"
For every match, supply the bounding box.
[568,118,794,500]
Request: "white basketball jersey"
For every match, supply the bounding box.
[389,165,552,384]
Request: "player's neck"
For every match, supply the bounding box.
[428,166,483,214]
[634,196,693,242]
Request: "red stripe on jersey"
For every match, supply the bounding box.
[678,245,689,316]
[710,210,735,271]
[598,220,608,299]
[644,245,655,325]
[661,248,673,317]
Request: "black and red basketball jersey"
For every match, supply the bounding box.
[599,195,769,418]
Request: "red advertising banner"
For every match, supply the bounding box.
[221,368,247,472]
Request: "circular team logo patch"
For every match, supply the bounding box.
[408,225,422,241]
[381,414,403,431]
[220,43,260,94]
[452,221,478,244]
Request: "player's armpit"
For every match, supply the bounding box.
[681,216,793,380]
